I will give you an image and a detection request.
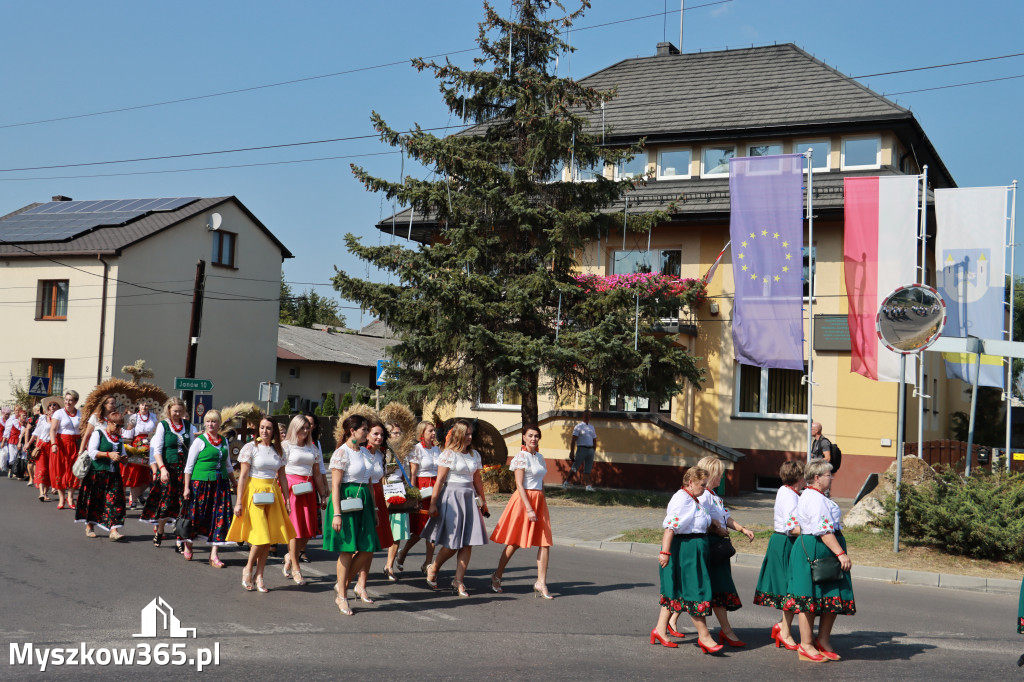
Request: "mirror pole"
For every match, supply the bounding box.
[894,352,907,553]
[964,336,983,477]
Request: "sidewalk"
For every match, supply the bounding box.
[545,488,1019,596]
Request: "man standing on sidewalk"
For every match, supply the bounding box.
[809,422,832,463]
[563,410,597,492]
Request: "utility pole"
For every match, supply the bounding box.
[182,260,207,413]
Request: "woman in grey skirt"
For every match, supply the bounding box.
[422,419,490,596]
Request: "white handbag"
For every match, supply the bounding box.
[419,486,434,499]
[339,496,364,513]
[291,481,314,496]
[253,491,275,505]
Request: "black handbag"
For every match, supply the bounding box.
[800,536,845,583]
[708,534,736,564]
[174,498,192,538]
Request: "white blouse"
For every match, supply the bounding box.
[662,490,711,534]
[86,429,122,459]
[510,449,547,490]
[52,408,81,436]
[437,448,481,484]
[796,487,842,536]
[366,449,385,484]
[329,443,380,484]
[773,485,801,533]
[33,416,51,443]
[149,421,198,465]
[408,442,440,478]
[126,412,157,439]
[283,441,327,477]
[237,441,285,480]
[698,489,731,527]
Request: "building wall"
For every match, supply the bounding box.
[274,359,376,412]
[0,257,120,402]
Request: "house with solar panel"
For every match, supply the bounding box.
[382,42,974,498]
[0,195,292,407]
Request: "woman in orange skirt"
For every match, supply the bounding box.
[48,390,82,509]
[489,424,553,599]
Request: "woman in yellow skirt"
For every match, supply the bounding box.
[226,416,296,592]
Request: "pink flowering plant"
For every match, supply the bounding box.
[573,272,707,307]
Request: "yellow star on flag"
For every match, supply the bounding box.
[774,275,780,282]
[773,232,780,239]
[782,241,789,248]
[782,265,789,272]
[749,232,756,239]
[738,253,745,259]
[750,274,757,280]
[761,230,768,236]
[785,253,792,260]
[741,265,748,271]
[741,241,748,247]
[763,276,769,283]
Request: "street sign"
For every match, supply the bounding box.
[1014,452,1024,462]
[258,381,280,403]
[28,376,50,397]
[193,395,213,423]
[376,360,390,386]
[174,377,213,392]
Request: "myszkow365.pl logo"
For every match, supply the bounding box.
[9,597,221,672]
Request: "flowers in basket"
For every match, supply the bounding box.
[123,434,151,466]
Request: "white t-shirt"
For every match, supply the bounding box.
[437,448,481,484]
[237,441,284,480]
[662,490,711,534]
[698,489,731,527]
[126,412,157,440]
[366,449,385,484]
[796,487,842,536]
[773,485,801,533]
[509,449,547,490]
[283,441,327,477]
[408,442,440,478]
[52,408,81,436]
[572,422,596,447]
[329,443,380,484]
[33,416,51,443]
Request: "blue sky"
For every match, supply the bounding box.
[1,0,1022,324]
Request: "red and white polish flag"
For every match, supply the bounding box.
[843,176,919,381]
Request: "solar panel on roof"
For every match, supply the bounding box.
[0,197,200,244]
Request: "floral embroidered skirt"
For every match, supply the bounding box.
[140,459,185,525]
[182,477,234,546]
[659,533,713,616]
[74,467,126,531]
[323,483,380,553]
[226,477,296,546]
[784,532,856,615]
[1018,575,1023,634]
[753,532,797,610]
[707,541,743,611]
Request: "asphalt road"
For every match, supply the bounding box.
[1,477,1020,679]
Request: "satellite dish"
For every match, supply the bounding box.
[207,213,222,231]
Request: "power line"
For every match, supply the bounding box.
[883,73,1024,96]
[853,51,1024,78]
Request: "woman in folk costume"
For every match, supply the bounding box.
[3,406,24,479]
[75,407,128,541]
[121,399,157,509]
[395,421,441,574]
[140,397,197,550]
[29,398,60,501]
[182,409,235,566]
[48,390,82,509]
[351,421,394,604]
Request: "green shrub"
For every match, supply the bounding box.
[878,466,1024,561]
[277,399,291,416]
[322,392,337,416]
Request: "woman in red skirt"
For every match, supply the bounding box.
[282,414,328,586]
[396,421,439,573]
[30,399,60,501]
[121,400,157,508]
[489,424,554,599]
[48,390,82,509]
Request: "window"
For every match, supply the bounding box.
[802,246,816,299]
[286,394,301,409]
[37,280,68,320]
[609,390,673,413]
[479,376,521,409]
[616,153,648,180]
[612,249,681,276]
[32,359,65,397]
[288,367,300,378]
[211,231,237,268]
[573,158,605,182]
[656,148,691,180]
[339,370,351,383]
[841,136,881,170]
[748,143,783,157]
[701,146,736,177]
[792,140,830,172]
[736,363,807,418]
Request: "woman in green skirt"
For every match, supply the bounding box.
[324,415,381,616]
[653,467,723,654]
[753,461,804,650]
[784,459,854,663]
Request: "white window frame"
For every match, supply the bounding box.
[656,148,692,180]
[477,378,522,411]
[701,145,737,178]
[733,363,807,420]
[840,135,881,170]
[792,139,831,173]
[611,248,681,277]
[614,153,649,181]
[746,142,784,157]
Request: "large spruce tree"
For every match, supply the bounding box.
[334,0,704,424]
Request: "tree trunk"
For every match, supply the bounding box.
[522,370,540,427]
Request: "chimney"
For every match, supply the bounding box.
[52,195,72,202]
[656,42,680,57]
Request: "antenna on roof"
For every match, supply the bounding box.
[679,0,684,52]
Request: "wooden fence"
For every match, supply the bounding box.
[903,439,1024,473]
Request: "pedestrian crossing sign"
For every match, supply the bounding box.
[28,376,50,397]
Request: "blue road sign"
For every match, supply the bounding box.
[193,395,213,424]
[376,360,388,386]
[28,376,50,397]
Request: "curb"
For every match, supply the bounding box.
[552,537,1020,595]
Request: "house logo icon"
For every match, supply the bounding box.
[133,597,196,638]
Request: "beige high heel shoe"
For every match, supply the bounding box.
[533,582,553,600]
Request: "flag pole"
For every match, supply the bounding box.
[917,166,929,459]
[1007,179,1018,470]
[805,149,815,457]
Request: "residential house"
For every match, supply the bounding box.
[0,195,291,407]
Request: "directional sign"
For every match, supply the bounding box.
[28,376,50,397]
[174,377,214,392]
[375,360,398,387]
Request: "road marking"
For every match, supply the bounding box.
[387,597,457,621]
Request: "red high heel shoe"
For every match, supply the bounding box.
[770,623,781,640]
[696,639,724,655]
[797,645,826,662]
[719,632,746,647]
[666,623,686,638]
[773,633,799,650]
[813,638,841,661]
[649,628,679,648]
